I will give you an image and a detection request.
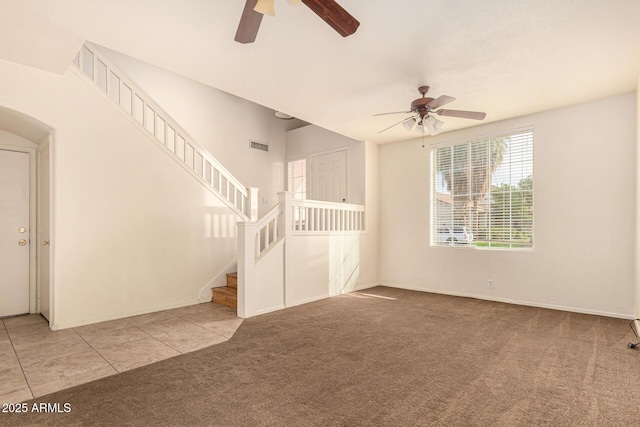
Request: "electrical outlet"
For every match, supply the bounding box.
[487,280,494,289]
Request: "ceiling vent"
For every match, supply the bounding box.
[250,140,269,152]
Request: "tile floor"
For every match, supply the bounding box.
[0,302,242,403]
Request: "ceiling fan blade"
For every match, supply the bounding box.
[373,111,412,117]
[301,0,360,37]
[436,109,486,120]
[235,0,264,44]
[427,95,456,109]
[377,115,417,134]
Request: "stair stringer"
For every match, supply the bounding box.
[198,258,238,303]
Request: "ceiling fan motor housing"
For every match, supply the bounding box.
[411,97,434,118]
[411,85,434,119]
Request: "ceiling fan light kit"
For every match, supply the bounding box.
[375,85,486,136]
[254,0,275,16]
[402,118,417,132]
[424,115,444,135]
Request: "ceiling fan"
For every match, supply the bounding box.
[235,0,360,44]
[375,86,486,135]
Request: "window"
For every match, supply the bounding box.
[430,128,533,249]
[287,159,307,200]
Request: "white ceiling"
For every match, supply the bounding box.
[1,0,640,144]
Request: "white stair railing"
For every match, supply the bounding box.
[237,192,365,318]
[291,199,365,233]
[254,204,285,259]
[71,42,258,221]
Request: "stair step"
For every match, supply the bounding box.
[226,272,237,289]
[212,286,237,309]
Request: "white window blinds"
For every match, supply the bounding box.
[430,128,534,249]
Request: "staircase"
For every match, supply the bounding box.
[212,273,237,309]
[72,42,253,314]
[70,43,367,321]
[71,43,258,222]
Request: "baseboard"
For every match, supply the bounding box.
[250,283,381,318]
[351,282,380,292]
[379,282,634,320]
[50,298,202,330]
[290,284,380,308]
[291,294,330,307]
[255,305,286,316]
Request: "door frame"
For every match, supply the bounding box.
[37,136,53,323]
[308,147,349,203]
[0,131,54,323]
[0,143,37,314]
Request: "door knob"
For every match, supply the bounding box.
[18,239,27,246]
[42,240,50,246]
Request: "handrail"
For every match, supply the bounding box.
[71,42,254,220]
[255,202,283,229]
[254,202,284,260]
[291,198,364,210]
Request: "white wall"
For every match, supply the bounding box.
[379,93,636,318]
[0,55,286,329]
[284,129,379,294]
[288,233,362,306]
[360,141,379,288]
[255,242,285,315]
[286,125,365,205]
[636,76,640,318]
[102,46,290,216]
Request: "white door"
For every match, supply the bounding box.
[0,149,30,317]
[311,150,347,203]
[38,144,51,320]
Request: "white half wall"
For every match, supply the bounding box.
[255,241,285,315]
[0,56,285,329]
[379,92,636,318]
[288,233,364,306]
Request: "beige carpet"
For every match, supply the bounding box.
[3,286,639,426]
